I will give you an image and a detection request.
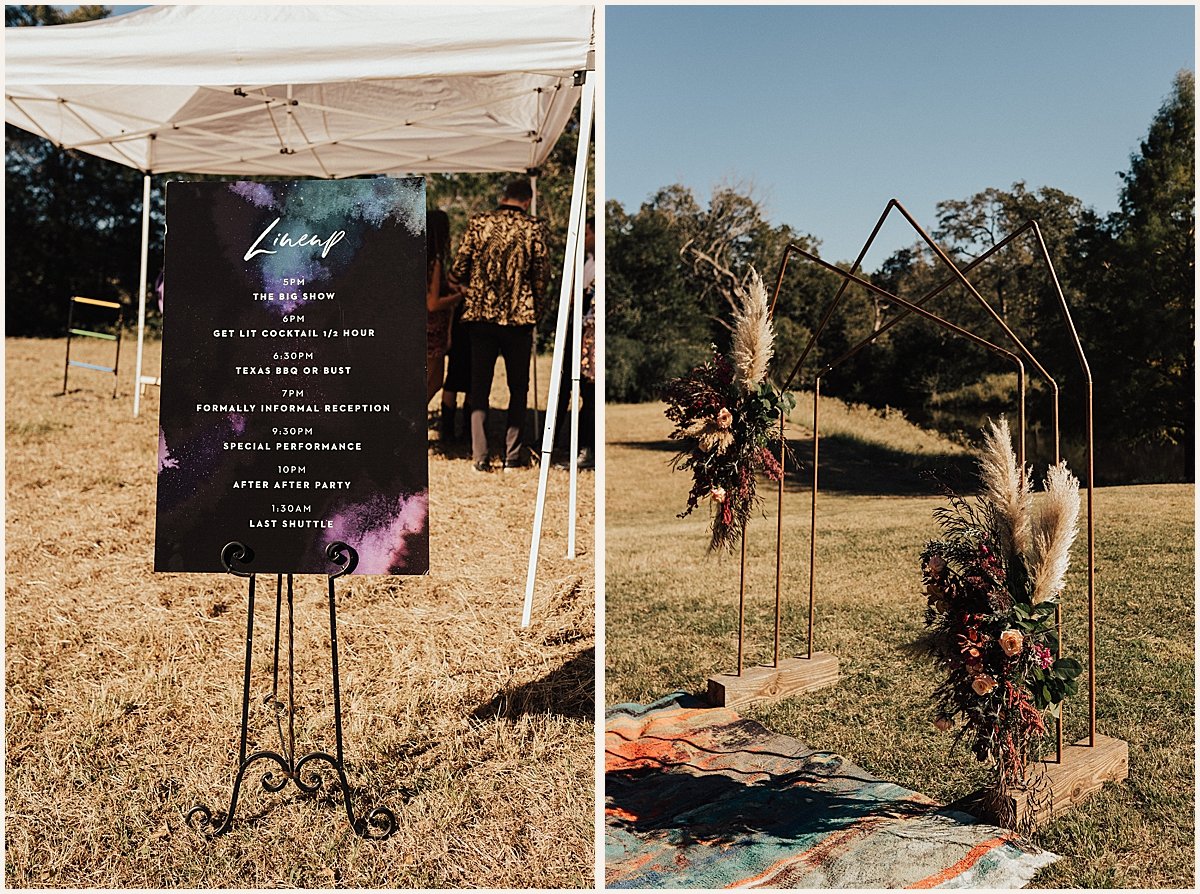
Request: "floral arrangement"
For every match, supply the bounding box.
[917,417,1083,816]
[664,269,795,552]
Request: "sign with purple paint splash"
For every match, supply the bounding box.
[155,179,429,575]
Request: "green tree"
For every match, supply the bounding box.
[4,5,167,336]
[1073,72,1194,457]
[605,182,835,401]
[606,195,707,401]
[5,5,108,27]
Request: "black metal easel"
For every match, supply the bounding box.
[187,540,396,839]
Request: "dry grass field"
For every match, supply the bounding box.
[5,337,595,888]
[606,400,1194,888]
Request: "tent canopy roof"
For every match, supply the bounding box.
[5,4,594,176]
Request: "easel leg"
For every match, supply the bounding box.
[189,568,290,835]
[188,542,395,839]
[293,543,397,839]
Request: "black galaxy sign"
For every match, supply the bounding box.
[155,179,429,574]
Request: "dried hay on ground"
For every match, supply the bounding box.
[5,337,595,888]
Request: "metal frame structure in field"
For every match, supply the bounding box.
[730,200,1100,770]
[63,295,124,398]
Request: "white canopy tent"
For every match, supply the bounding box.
[5,4,591,176]
[5,3,595,619]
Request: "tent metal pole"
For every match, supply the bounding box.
[567,169,587,559]
[521,70,594,627]
[133,170,151,417]
[530,173,541,436]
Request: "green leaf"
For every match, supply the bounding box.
[1053,657,1084,678]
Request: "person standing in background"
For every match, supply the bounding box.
[425,209,463,403]
[438,272,473,443]
[451,179,550,472]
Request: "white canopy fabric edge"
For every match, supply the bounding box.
[5,5,594,86]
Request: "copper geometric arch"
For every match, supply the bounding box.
[741,199,1098,767]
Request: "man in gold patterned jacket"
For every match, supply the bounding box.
[450,178,550,472]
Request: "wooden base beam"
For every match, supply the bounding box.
[960,734,1129,830]
[706,652,840,709]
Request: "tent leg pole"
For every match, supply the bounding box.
[133,172,151,417]
[521,71,594,626]
[567,175,587,560]
[530,174,541,439]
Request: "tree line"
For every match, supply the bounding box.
[607,71,1194,484]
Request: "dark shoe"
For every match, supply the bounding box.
[473,460,492,473]
[578,447,595,470]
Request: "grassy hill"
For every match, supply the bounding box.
[605,397,1194,888]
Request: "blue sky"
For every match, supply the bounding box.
[606,4,1195,267]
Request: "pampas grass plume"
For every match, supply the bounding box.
[731,267,774,392]
[1029,461,1081,604]
[979,417,1032,559]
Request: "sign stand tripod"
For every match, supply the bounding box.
[188,541,396,840]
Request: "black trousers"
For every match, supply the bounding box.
[467,321,533,466]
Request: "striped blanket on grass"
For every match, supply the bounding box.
[605,694,1056,888]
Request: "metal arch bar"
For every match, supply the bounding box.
[774,204,1056,396]
[889,200,1057,389]
[771,199,896,364]
[771,217,1094,760]
[767,199,916,668]
[808,225,1061,455]
[795,221,1086,758]
[1029,221,1098,749]
[777,248,1029,664]
[767,205,1058,670]
[777,222,1071,761]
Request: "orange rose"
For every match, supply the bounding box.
[709,486,726,503]
[716,407,733,430]
[999,629,1024,657]
[971,674,997,696]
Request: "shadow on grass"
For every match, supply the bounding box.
[606,762,932,849]
[471,647,594,721]
[612,434,974,496]
[604,705,938,857]
[429,407,577,466]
